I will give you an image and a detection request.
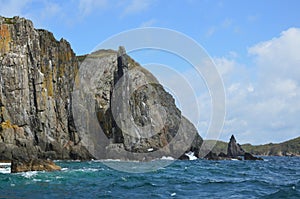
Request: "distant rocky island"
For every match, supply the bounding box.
[203,135,263,161]
[205,136,300,157]
[0,16,298,172]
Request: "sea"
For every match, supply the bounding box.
[0,156,299,198]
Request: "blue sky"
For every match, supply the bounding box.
[1,0,300,144]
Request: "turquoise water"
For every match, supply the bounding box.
[1,157,299,198]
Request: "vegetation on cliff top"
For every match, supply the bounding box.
[209,136,300,156]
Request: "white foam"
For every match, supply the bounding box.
[161,156,175,160]
[21,171,38,178]
[0,162,11,166]
[185,151,197,160]
[99,159,122,162]
[0,167,11,174]
[71,168,103,173]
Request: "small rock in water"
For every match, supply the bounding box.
[11,159,61,173]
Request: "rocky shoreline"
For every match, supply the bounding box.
[1,16,292,173]
[204,135,263,161]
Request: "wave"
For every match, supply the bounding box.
[0,167,11,174]
[185,151,198,160]
[262,187,300,198]
[21,171,38,178]
[160,156,175,160]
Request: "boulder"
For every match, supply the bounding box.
[204,151,220,160]
[11,159,61,173]
[244,152,263,161]
[178,154,190,160]
[218,152,228,158]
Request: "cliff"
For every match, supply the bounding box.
[0,16,203,161]
[73,47,203,160]
[0,16,92,161]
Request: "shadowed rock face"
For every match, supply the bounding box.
[74,47,203,160]
[0,16,203,162]
[0,16,92,161]
[244,152,263,161]
[227,135,245,158]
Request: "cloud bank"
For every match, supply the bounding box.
[214,27,300,144]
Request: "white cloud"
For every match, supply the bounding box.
[206,26,216,37]
[122,0,153,16]
[0,0,32,17]
[214,27,300,144]
[140,19,156,27]
[78,0,108,17]
[206,18,233,37]
[40,1,62,19]
[249,28,300,80]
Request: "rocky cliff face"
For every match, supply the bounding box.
[0,16,203,161]
[0,16,91,161]
[73,47,203,160]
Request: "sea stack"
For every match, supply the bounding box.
[227,135,245,158]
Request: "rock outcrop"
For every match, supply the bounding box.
[244,152,263,161]
[0,16,92,161]
[227,135,245,158]
[204,135,263,161]
[11,159,61,173]
[0,16,203,162]
[73,47,203,160]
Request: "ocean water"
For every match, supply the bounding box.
[0,156,299,198]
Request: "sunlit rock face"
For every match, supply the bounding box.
[75,46,203,160]
[0,16,91,161]
[0,16,202,161]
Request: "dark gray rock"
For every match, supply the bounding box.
[218,152,227,158]
[227,135,245,158]
[179,154,190,160]
[205,151,220,160]
[244,152,263,160]
[74,46,203,160]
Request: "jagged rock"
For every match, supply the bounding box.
[0,16,92,161]
[178,154,190,160]
[244,152,263,161]
[0,16,203,162]
[11,159,61,173]
[218,152,227,158]
[204,151,220,160]
[74,47,203,160]
[227,135,245,158]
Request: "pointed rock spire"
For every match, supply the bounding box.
[227,134,245,158]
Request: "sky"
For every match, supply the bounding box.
[1,0,300,144]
